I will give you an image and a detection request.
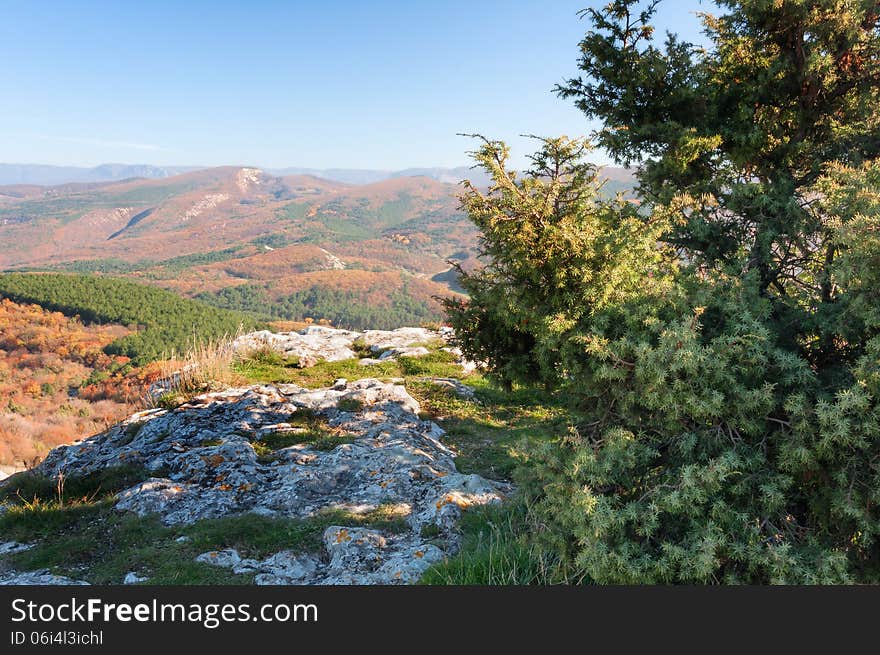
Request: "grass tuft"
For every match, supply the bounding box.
[420,503,569,585]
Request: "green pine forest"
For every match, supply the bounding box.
[0,272,262,364]
[196,283,442,331]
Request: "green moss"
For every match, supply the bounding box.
[155,391,186,410]
[252,408,353,460]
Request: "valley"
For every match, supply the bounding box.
[0,164,632,329]
[0,167,478,328]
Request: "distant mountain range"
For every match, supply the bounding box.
[0,163,200,186]
[0,162,634,189]
[267,166,493,186]
[0,163,493,187]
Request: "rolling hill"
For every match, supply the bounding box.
[0,164,634,329]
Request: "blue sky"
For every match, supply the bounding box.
[0,1,712,170]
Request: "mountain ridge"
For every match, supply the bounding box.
[0,163,635,331]
[0,162,634,188]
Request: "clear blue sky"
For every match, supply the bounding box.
[0,1,712,170]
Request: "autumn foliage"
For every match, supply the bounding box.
[0,298,162,468]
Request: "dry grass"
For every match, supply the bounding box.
[147,335,246,409]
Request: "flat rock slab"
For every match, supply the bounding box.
[234,326,361,368]
[0,541,33,556]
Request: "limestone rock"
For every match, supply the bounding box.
[232,325,470,369]
[33,377,510,585]
[195,527,444,585]
[361,327,438,352]
[0,541,33,555]
[423,377,478,401]
[123,571,148,584]
[233,326,361,368]
[0,570,89,585]
[320,526,444,585]
[378,346,431,360]
[196,549,243,569]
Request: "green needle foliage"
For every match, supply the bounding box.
[446,1,880,583]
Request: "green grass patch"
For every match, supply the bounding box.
[1,465,150,506]
[232,348,302,383]
[234,351,403,387]
[0,495,412,584]
[406,376,568,480]
[184,505,410,558]
[1,502,252,585]
[253,408,354,461]
[397,349,462,378]
[419,503,567,585]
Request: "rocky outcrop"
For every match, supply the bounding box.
[232,325,465,369]
[234,326,362,367]
[422,377,478,401]
[31,378,508,585]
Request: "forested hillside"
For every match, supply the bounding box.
[0,273,261,364]
[197,278,444,330]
